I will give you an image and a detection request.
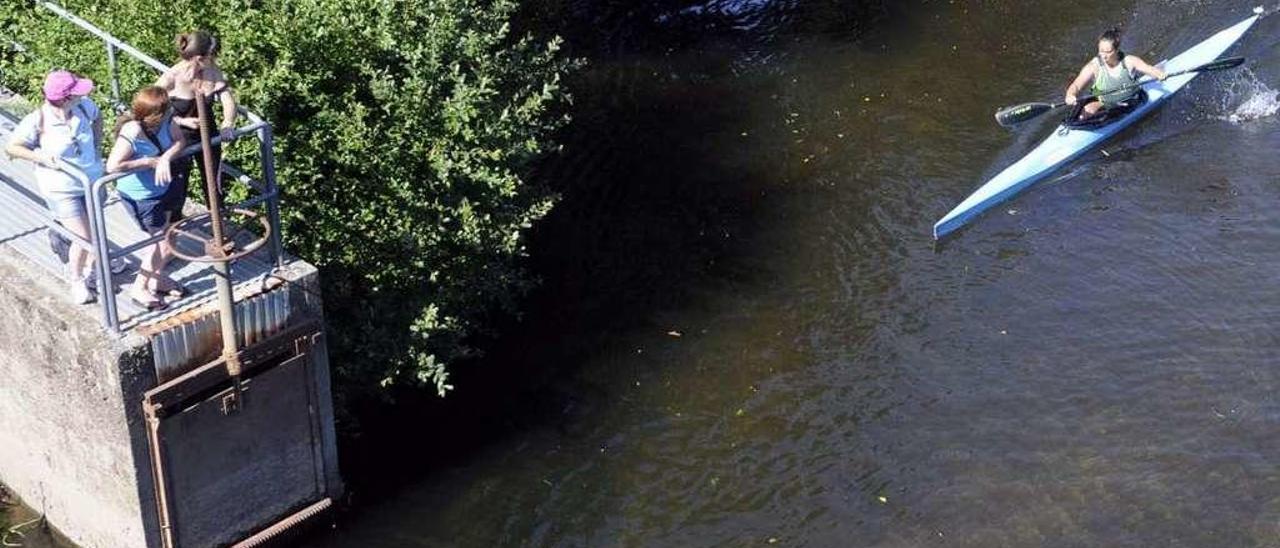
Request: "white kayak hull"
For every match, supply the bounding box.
[933,11,1260,239]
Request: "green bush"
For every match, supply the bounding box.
[1,0,575,398]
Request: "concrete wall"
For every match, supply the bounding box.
[0,246,157,548]
[0,245,343,547]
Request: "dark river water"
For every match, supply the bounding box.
[303,0,1280,546]
[11,0,1280,546]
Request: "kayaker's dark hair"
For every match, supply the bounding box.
[1098,28,1122,46]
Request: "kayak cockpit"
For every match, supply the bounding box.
[1062,89,1150,129]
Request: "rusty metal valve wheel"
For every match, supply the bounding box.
[164,208,273,263]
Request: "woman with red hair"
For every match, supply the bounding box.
[106,86,185,310]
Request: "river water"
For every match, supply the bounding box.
[305,0,1280,546]
[1,2,1274,547]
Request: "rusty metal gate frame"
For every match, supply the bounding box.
[142,319,333,548]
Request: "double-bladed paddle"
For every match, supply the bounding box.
[993,56,1245,127]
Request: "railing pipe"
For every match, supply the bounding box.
[39,162,114,331]
[46,160,117,333]
[220,163,267,193]
[85,176,119,332]
[257,126,284,268]
[40,1,267,126]
[37,1,169,72]
[30,1,283,334]
[104,42,121,108]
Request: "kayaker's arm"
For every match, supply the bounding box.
[1065,62,1097,105]
[1126,55,1167,81]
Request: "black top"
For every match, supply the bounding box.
[170,84,228,140]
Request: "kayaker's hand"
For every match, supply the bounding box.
[1065,94,1077,106]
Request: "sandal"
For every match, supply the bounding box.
[128,290,167,311]
[157,281,188,299]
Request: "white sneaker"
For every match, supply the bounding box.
[69,279,94,305]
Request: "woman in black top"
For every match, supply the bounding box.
[156,30,238,214]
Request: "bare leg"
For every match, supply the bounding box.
[58,211,95,304]
[1080,101,1105,120]
[59,212,94,280]
[132,237,164,298]
[154,213,185,297]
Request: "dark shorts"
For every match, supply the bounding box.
[120,194,171,233]
[175,138,223,204]
[163,166,190,222]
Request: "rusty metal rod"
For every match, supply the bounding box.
[231,498,333,547]
[194,91,243,380]
[144,405,178,548]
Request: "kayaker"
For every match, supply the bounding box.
[1064,29,1167,120]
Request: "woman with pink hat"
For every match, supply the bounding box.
[4,70,105,304]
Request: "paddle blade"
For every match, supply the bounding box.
[1199,56,1245,72]
[1168,56,1247,80]
[995,102,1054,126]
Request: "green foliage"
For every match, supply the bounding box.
[1,0,575,397]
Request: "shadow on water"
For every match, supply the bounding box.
[305,2,1280,546]
[321,0,892,532]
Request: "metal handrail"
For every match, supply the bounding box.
[24,160,96,253]
[88,124,282,333]
[28,1,286,334]
[38,1,266,126]
[6,158,114,327]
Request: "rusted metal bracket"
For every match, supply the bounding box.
[220,389,242,416]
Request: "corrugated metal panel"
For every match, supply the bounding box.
[151,281,292,383]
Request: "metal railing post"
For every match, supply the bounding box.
[89,178,120,332]
[258,126,284,269]
[104,42,121,108]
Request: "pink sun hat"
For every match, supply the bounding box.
[42,70,94,102]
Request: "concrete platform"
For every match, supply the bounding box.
[0,93,342,547]
[0,94,282,333]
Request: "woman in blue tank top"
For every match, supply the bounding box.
[1064,28,1167,121]
[106,86,185,310]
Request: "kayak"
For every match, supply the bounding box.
[933,10,1261,239]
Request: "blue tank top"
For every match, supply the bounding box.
[115,117,175,200]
